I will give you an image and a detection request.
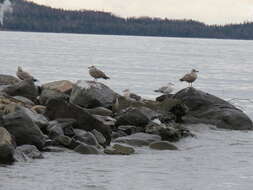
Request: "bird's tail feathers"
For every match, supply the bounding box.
[103,76,110,80]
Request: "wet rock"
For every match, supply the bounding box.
[91,129,106,146]
[174,87,253,130]
[0,74,20,85]
[118,125,144,135]
[149,141,178,150]
[45,98,111,145]
[2,110,46,150]
[104,144,135,155]
[74,129,100,147]
[47,121,65,139]
[55,135,72,147]
[0,127,15,164]
[114,132,161,146]
[42,146,68,152]
[70,80,117,109]
[42,80,74,94]
[115,107,152,127]
[74,143,100,154]
[3,79,39,103]
[15,145,43,159]
[112,131,128,139]
[39,88,69,106]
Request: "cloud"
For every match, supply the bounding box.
[29,0,253,24]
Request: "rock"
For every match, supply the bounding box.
[45,98,111,145]
[74,129,100,147]
[39,88,69,106]
[47,121,65,139]
[20,107,49,130]
[115,107,152,127]
[149,141,178,150]
[0,74,20,85]
[74,143,100,154]
[2,110,46,150]
[156,94,174,102]
[112,131,128,139]
[13,96,35,106]
[42,146,68,152]
[55,135,72,147]
[0,127,15,164]
[91,129,106,146]
[87,107,113,116]
[118,125,144,135]
[3,79,39,103]
[114,132,161,146]
[93,115,116,127]
[0,144,15,164]
[70,80,117,109]
[15,145,43,159]
[31,105,47,114]
[174,87,253,130]
[104,144,135,155]
[42,80,74,94]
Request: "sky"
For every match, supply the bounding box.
[29,0,253,25]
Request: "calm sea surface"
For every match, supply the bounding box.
[0,31,253,190]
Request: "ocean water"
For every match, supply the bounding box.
[0,31,253,190]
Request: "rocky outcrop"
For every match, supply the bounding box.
[45,98,111,145]
[174,87,253,130]
[70,80,117,109]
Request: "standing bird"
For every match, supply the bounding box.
[154,82,175,95]
[180,69,199,87]
[122,89,142,101]
[88,66,110,82]
[16,66,38,81]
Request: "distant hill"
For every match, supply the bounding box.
[1,0,253,40]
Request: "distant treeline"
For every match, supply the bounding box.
[2,0,253,40]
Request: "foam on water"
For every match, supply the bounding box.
[1,31,253,190]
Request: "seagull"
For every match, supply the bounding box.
[154,82,175,95]
[16,66,38,81]
[180,69,199,87]
[122,89,142,101]
[88,66,110,82]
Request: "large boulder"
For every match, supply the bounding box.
[174,87,253,130]
[0,127,15,164]
[2,79,39,102]
[104,144,135,155]
[74,129,100,147]
[42,80,74,94]
[45,98,111,145]
[0,74,19,85]
[114,132,161,146]
[70,80,117,109]
[2,110,46,150]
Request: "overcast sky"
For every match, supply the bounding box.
[29,0,253,24]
